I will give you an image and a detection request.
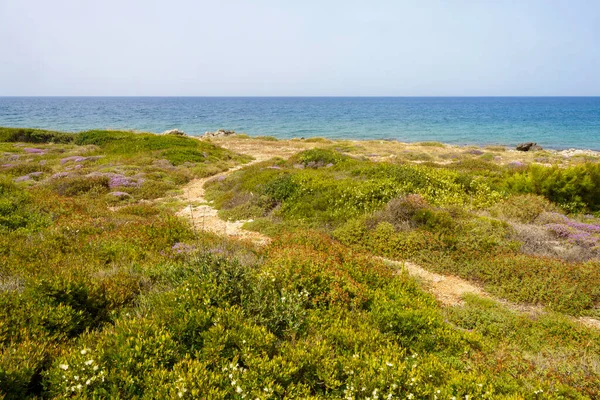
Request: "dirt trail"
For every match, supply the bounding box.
[381,257,600,329]
[176,137,600,330]
[176,138,313,246]
[176,159,271,246]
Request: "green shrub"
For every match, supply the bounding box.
[418,141,445,147]
[0,339,53,399]
[303,137,331,143]
[49,176,110,196]
[0,178,48,231]
[255,135,278,141]
[44,318,180,398]
[0,127,74,144]
[290,148,348,167]
[490,194,559,223]
[505,163,600,211]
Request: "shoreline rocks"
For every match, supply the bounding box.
[204,129,236,138]
[556,148,600,158]
[161,129,186,136]
[516,142,543,152]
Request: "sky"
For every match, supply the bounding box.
[0,0,599,96]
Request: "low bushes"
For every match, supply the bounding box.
[505,163,600,212]
[0,127,74,144]
[74,130,251,167]
[0,178,49,231]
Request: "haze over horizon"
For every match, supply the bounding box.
[1,0,599,97]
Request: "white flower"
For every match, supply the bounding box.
[80,349,88,355]
[59,364,69,370]
[236,386,243,393]
[85,379,91,385]
[76,384,82,390]
[85,359,94,366]
[386,362,393,367]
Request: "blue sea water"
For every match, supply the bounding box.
[0,97,599,150]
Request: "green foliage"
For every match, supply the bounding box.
[74,129,251,168]
[505,163,600,211]
[3,130,600,399]
[418,141,445,147]
[490,193,559,223]
[447,295,600,396]
[255,135,278,141]
[206,156,503,231]
[290,148,348,167]
[0,127,74,144]
[49,176,110,197]
[0,178,48,231]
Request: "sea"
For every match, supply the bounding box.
[1,97,599,150]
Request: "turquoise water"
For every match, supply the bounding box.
[1,97,599,149]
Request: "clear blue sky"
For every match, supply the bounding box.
[1,0,598,96]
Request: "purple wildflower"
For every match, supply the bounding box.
[546,221,600,248]
[52,172,70,179]
[567,231,599,247]
[171,242,196,254]
[1,164,14,168]
[466,149,484,155]
[109,175,143,188]
[23,148,46,155]
[14,175,31,182]
[545,223,571,238]
[564,220,600,234]
[61,156,87,164]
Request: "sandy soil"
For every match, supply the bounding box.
[176,161,271,246]
[383,258,600,329]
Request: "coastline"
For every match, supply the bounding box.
[199,133,600,166]
[2,96,600,150]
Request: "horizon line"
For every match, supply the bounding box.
[1,95,600,98]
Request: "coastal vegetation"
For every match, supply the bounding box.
[1,127,600,399]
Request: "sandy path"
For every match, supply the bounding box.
[176,137,318,245]
[381,257,600,329]
[176,160,271,246]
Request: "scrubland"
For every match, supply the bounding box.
[1,127,600,399]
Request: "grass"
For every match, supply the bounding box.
[2,129,600,399]
[418,141,445,147]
